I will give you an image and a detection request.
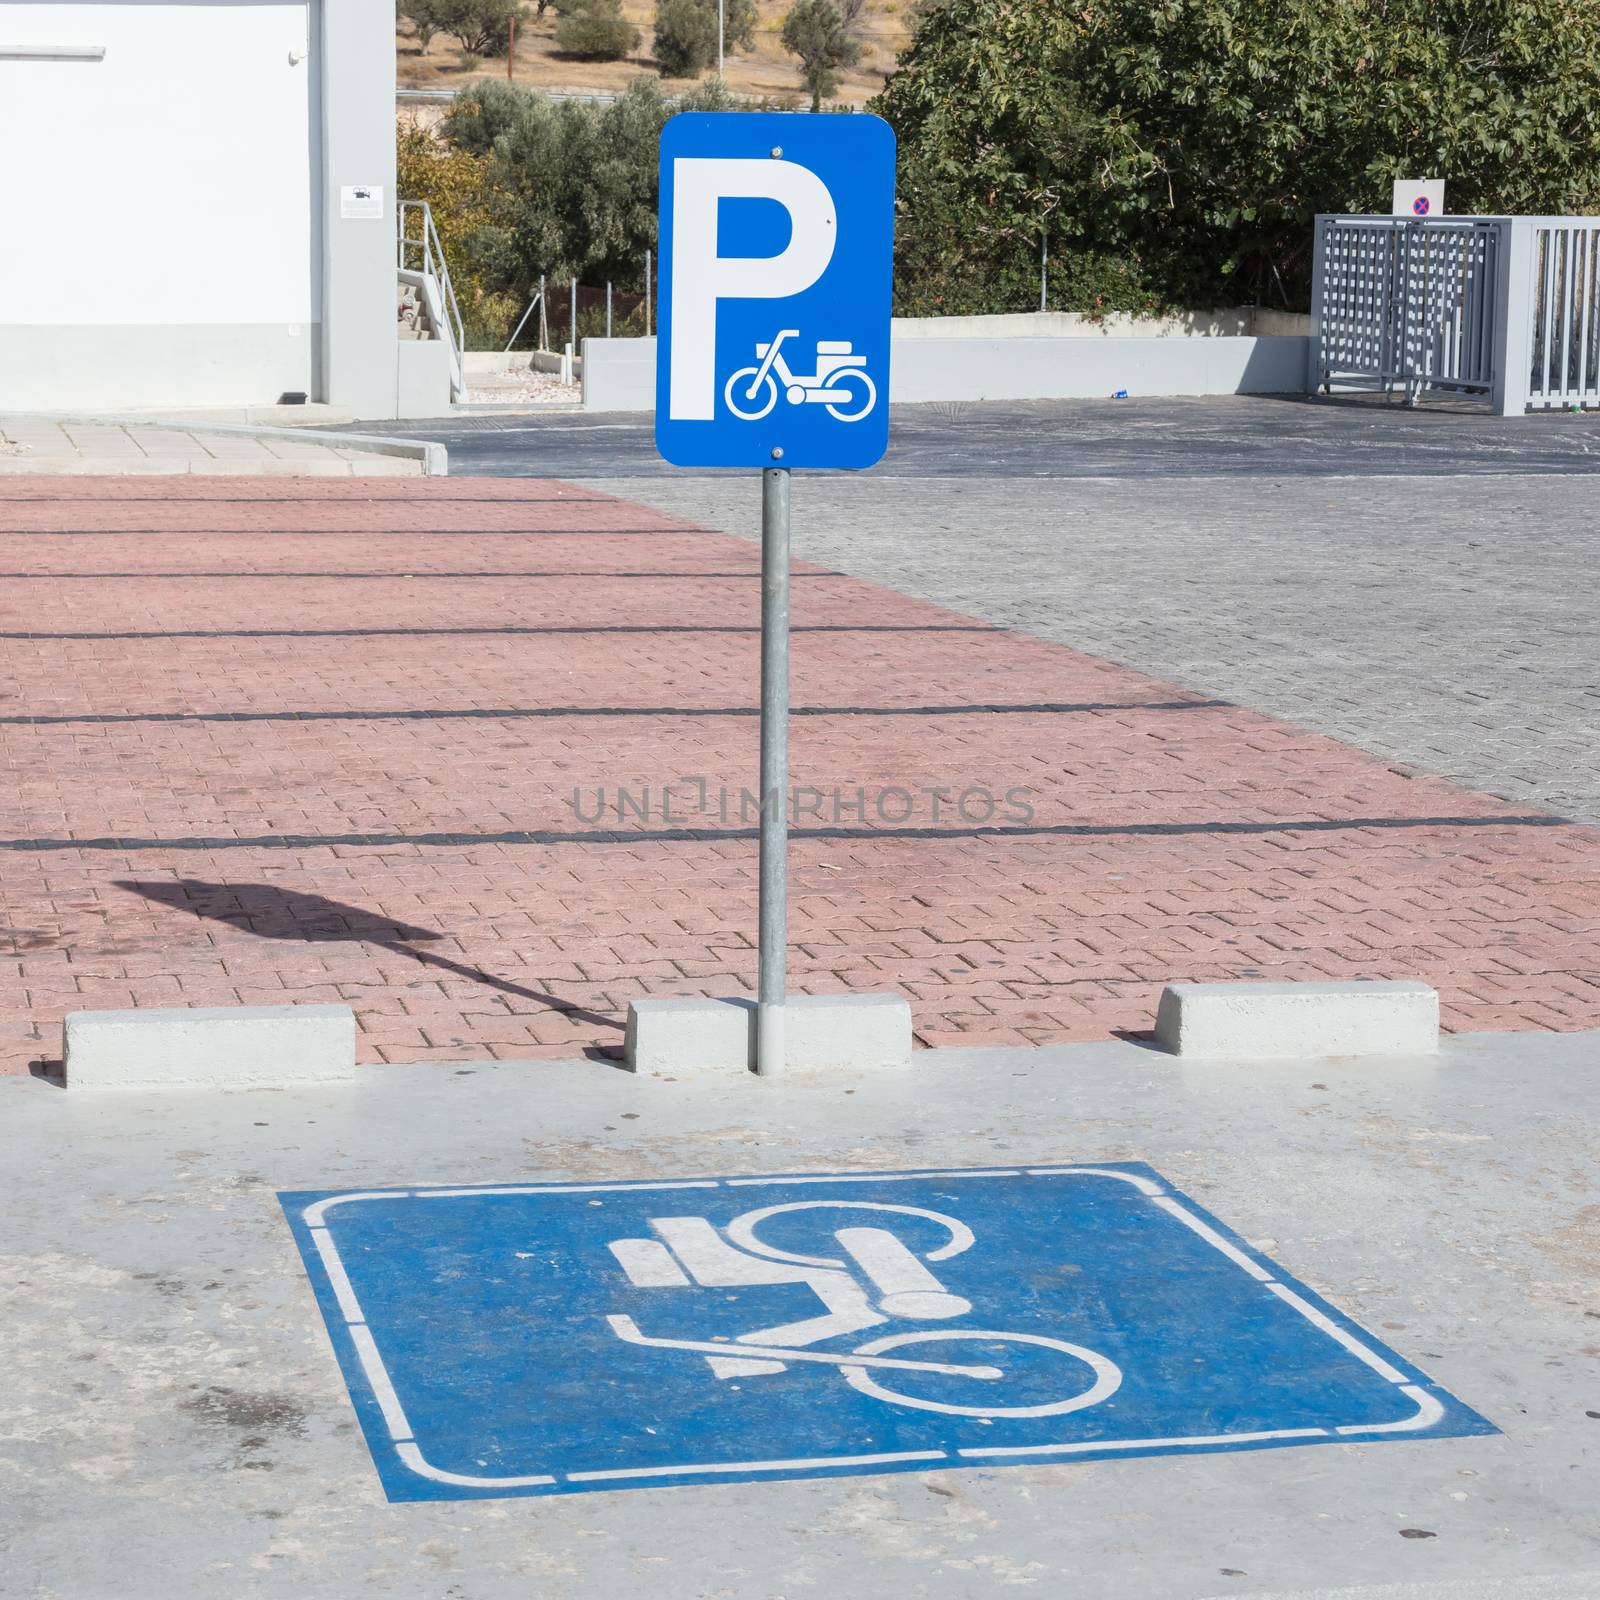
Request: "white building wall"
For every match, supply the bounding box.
[0,0,400,414]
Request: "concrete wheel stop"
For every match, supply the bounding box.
[51,980,1435,1090]
[1154,979,1439,1059]
[625,993,912,1074]
[62,1003,356,1090]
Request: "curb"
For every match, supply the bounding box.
[0,411,448,477]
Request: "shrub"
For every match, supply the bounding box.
[440,77,739,298]
[652,0,756,77]
[396,117,520,348]
[781,0,860,111]
[556,0,641,59]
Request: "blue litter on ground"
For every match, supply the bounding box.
[280,1163,1495,1501]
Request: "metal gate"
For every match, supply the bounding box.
[1312,212,1600,414]
[1314,217,1501,404]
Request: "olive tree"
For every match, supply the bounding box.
[780,0,860,112]
[652,0,756,77]
[555,0,641,60]
[403,1,530,56]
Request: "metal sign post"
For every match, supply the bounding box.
[757,466,790,1074]
[654,111,896,1075]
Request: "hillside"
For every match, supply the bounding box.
[396,2,911,107]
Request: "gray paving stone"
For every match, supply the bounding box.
[583,471,1600,825]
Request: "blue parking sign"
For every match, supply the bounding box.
[654,112,895,470]
[282,1163,1492,1501]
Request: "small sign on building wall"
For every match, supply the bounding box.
[1393,178,1445,218]
[340,184,384,220]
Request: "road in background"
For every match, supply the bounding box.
[350,393,1600,479]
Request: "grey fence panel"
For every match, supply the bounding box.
[1316,217,1501,403]
[1526,220,1600,408]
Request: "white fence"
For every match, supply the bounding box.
[1526,218,1600,408]
[1312,213,1600,414]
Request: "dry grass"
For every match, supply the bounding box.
[396,2,911,107]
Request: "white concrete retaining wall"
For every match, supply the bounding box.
[582,327,1312,412]
[890,333,1309,404]
[892,308,1310,340]
[396,340,452,419]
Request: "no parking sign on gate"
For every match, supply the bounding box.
[1393,178,1446,218]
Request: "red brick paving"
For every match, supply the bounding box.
[1,476,1597,1070]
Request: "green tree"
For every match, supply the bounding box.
[875,0,1600,315]
[402,0,528,57]
[439,78,531,156]
[443,76,738,292]
[781,0,860,112]
[396,118,520,346]
[405,9,440,50]
[652,0,757,77]
[555,0,641,59]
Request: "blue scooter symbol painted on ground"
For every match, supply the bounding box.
[606,1199,1121,1418]
[723,331,879,422]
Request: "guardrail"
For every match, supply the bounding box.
[398,85,622,106]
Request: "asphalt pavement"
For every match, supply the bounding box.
[348,394,1600,480]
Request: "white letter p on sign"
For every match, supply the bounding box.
[669,157,837,421]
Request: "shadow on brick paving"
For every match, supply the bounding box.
[115,879,622,1035]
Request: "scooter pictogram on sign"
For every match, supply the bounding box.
[723,332,878,423]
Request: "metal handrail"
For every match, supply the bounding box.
[398,199,466,399]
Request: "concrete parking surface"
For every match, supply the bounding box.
[3,1030,1597,1597]
[350,394,1600,481]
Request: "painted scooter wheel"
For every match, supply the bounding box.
[842,1329,1121,1418]
[824,369,877,422]
[725,367,779,420]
